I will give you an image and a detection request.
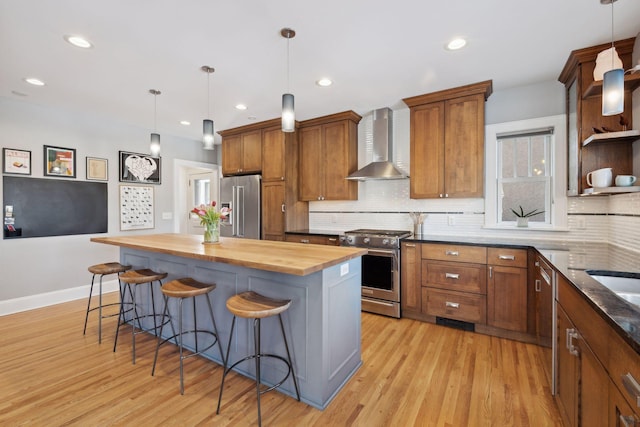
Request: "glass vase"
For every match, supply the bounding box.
[203,221,220,244]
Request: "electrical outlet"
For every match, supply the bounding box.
[340,263,349,276]
[448,215,455,226]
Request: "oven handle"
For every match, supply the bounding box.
[366,249,396,257]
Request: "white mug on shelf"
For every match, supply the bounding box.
[586,167,613,188]
[615,175,637,187]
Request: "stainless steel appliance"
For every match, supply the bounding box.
[341,229,411,318]
[219,174,261,239]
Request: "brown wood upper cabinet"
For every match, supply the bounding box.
[220,128,262,176]
[298,111,361,201]
[403,81,492,199]
[220,119,308,241]
[558,37,636,196]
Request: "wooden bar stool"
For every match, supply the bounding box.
[151,277,224,394]
[83,262,131,344]
[216,291,300,426]
[114,268,168,364]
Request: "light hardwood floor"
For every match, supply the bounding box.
[0,293,563,426]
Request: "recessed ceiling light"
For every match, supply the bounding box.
[24,77,45,86]
[235,104,248,110]
[316,78,332,87]
[180,120,191,126]
[446,38,467,51]
[11,90,28,97]
[64,35,93,49]
[247,116,257,121]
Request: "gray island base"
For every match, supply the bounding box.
[115,243,362,410]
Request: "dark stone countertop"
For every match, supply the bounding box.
[405,234,640,354]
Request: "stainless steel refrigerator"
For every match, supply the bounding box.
[219,174,261,239]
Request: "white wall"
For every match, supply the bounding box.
[0,97,216,306]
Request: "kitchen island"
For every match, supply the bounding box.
[91,233,367,410]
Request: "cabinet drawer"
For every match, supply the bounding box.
[422,243,487,264]
[422,287,486,324]
[557,274,609,367]
[487,247,527,268]
[422,260,487,294]
[284,234,339,246]
[609,332,640,414]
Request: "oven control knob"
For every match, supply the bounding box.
[389,238,397,245]
[382,238,389,245]
[346,236,355,245]
[363,237,370,244]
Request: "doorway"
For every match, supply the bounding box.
[173,158,220,234]
[187,171,218,235]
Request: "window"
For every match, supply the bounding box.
[485,115,567,230]
[497,128,552,225]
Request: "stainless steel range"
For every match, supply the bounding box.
[340,229,411,318]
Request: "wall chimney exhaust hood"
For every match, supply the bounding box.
[346,107,409,181]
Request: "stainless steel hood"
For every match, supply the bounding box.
[346,108,409,180]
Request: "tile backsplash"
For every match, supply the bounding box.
[308,182,640,253]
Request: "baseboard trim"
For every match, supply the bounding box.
[0,279,120,316]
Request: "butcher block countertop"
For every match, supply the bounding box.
[91,233,367,276]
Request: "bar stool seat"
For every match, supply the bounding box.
[152,277,224,394]
[114,268,168,364]
[217,291,300,426]
[83,262,131,344]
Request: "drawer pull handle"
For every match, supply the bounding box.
[445,301,459,309]
[328,238,337,242]
[535,279,541,292]
[498,255,516,260]
[301,239,310,243]
[445,273,460,279]
[445,250,459,256]
[622,373,640,408]
[404,243,416,248]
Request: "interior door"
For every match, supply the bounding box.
[187,171,217,235]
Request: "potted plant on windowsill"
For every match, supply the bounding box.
[511,206,544,227]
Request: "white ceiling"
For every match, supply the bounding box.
[2,0,640,143]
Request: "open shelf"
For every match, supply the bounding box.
[582,186,640,196]
[583,73,640,98]
[582,129,640,147]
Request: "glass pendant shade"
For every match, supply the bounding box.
[282,93,295,132]
[203,119,215,150]
[602,68,624,116]
[150,133,161,156]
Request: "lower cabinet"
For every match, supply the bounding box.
[487,264,527,332]
[400,242,422,317]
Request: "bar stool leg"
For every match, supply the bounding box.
[178,297,185,395]
[278,314,301,400]
[83,274,97,336]
[205,296,225,366]
[114,283,137,352]
[98,274,104,343]
[216,316,237,415]
[254,318,262,427]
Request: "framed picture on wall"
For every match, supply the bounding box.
[119,151,161,184]
[44,145,76,178]
[86,157,108,181]
[3,148,31,175]
[119,184,154,230]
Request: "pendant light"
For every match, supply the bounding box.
[601,0,624,116]
[281,28,296,133]
[149,89,161,156]
[201,65,215,150]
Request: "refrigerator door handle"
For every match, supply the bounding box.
[236,185,244,237]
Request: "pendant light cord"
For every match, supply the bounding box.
[286,35,291,93]
[154,92,157,132]
[207,71,211,119]
[610,0,615,69]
